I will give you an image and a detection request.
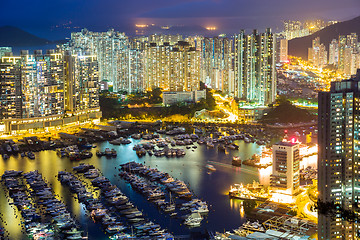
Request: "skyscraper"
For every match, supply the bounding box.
[329,39,339,65]
[144,41,200,92]
[308,37,328,68]
[68,29,141,93]
[0,49,101,133]
[276,35,288,63]
[318,70,360,239]
[201,36,234,95]
[338,35,347,72]
[234,29,276,106]
[64,52,99,113]
[0,55,22,119]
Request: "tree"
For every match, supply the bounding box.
[151,88,162,104]
[205,89,216,110]
[260,96,316,124]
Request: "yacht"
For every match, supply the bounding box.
[184,212,203,227]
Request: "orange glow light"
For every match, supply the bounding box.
[135,24,149,28]
[206,26,217,31]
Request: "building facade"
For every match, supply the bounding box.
[144,41,201,92]
[0,49,101,133]
[270,141,300,197]
[318,70,360,239]
[234,29,277,106]
[329,39,339,65]
[328,33,359,77]
[68,29,144,93]
[276,36,288,63]
[64,52,99,113]
[308,37,328,68]
[0,55,22,120]
[201,37,234,95]
[162,90,206,106]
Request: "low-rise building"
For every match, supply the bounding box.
[162,90,206,106]
[238,106,267,123]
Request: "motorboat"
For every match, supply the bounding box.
[27,151,35,160]
[184,212,203,227]
[232,156,242,167]
[205,164,216,171]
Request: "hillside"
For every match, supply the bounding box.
[260,98,316,124]
[0,26,50,47]
[288,15,360,59]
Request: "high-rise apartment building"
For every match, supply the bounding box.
[0,47,12,58]
[234,29,276,106]
[283,21,305,40]
[64,52,99,113]
[69,29,143,93]
[338,35,347,72]
[201,37,234,95]
[144,41,200,92]
[276,35,288,63]
[33,50,64,117]
[148,34,183,46]
[329,39,339,65]
[0,55,22,119]
[330,34,360,76]
[0,50,64,119]
[283,20,337,40]
[270,141,300,196]
[347,33,358,50]
[308,37,328,68]
[318,70,360,239]
[0,49,101,133]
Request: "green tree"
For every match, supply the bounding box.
[205,88,216,110]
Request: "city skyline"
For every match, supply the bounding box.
[1,0,359,40]
[1,1,360,239]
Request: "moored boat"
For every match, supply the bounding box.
[232,156,242,167]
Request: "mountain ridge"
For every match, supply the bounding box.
[288,15,360,59]
[0,26,51,47]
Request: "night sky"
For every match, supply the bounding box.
[1,0,360,39]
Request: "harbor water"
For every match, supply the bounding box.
[0,139,267,239]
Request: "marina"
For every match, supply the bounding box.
[0,133,266,239]
[0,123,318,239]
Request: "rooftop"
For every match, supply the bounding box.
[274,141,299,147]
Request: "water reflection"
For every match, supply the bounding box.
[0,139,263,238]
[229,198,245,218]
[258,166,272,186]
